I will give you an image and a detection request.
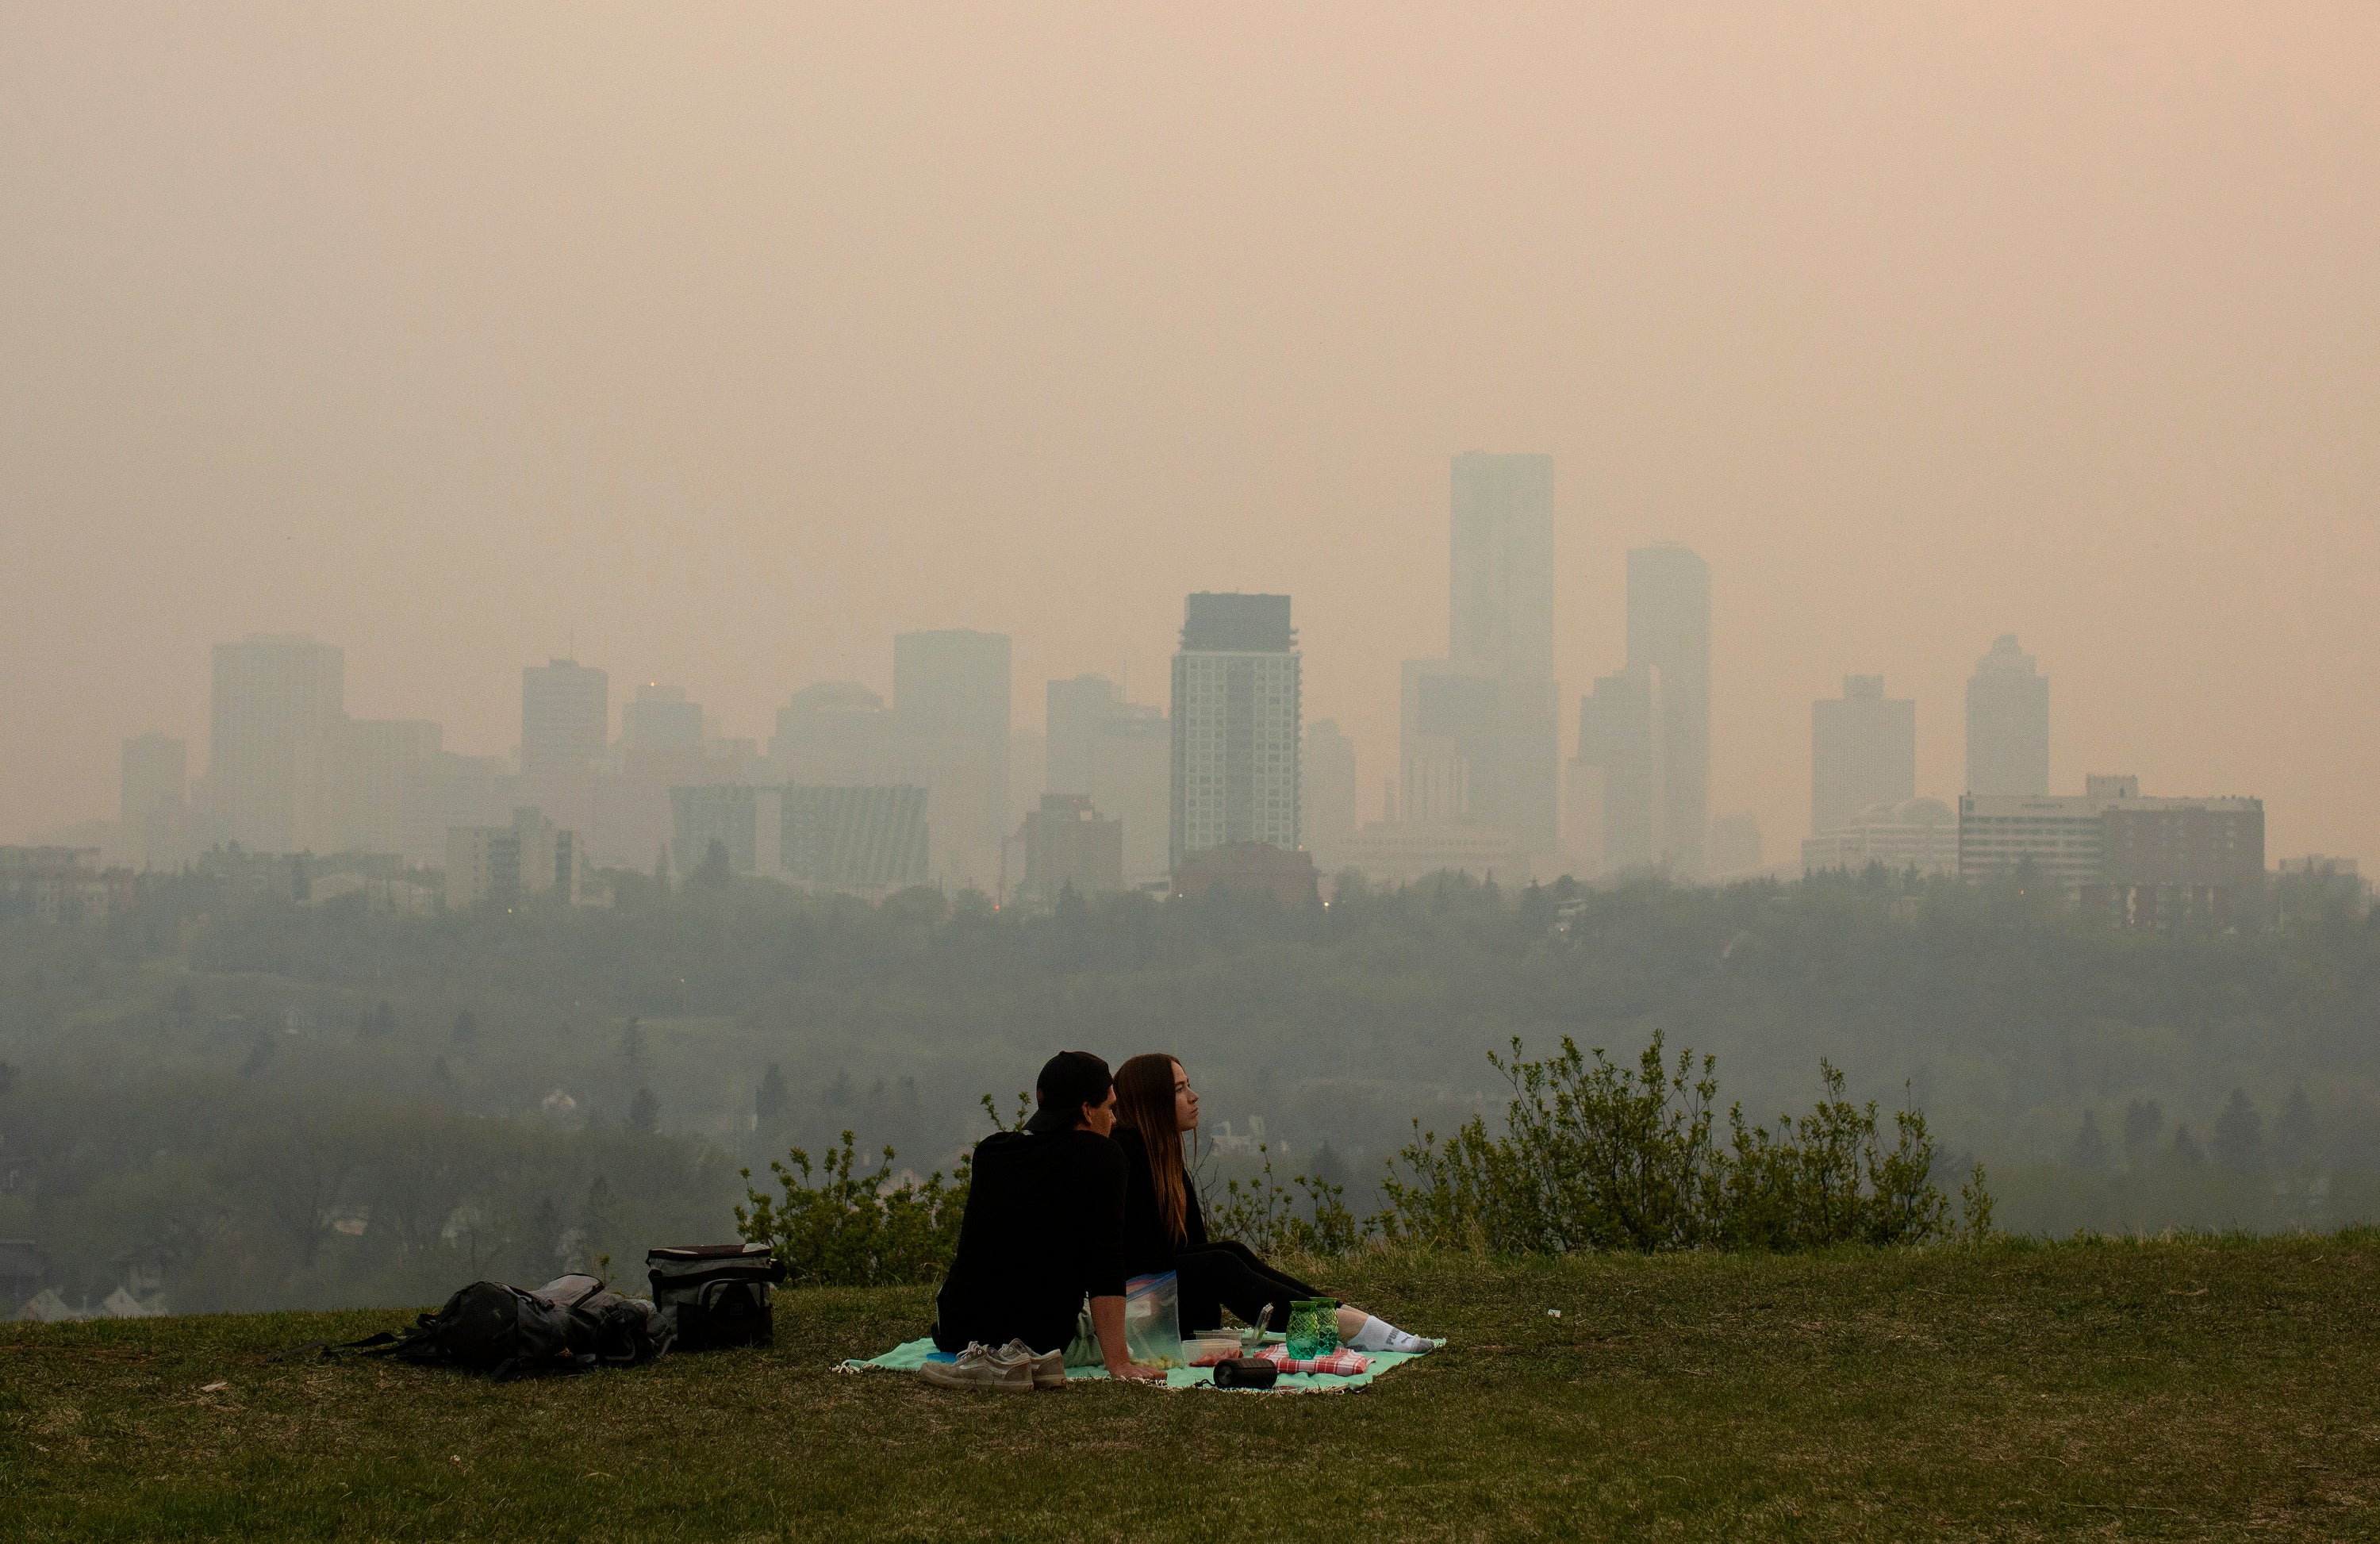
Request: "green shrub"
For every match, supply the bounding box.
[735,1094,1023,1288]
[1376,1032,1977,1254]
[1207,1146,1365,1259]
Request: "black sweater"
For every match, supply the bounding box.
[1114,1126,1209,1279]
[933,1128,1127,1354]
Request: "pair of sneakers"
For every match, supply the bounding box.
[917,1339,1066,1393]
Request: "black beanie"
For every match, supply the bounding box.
[1023,1050,1113,1135]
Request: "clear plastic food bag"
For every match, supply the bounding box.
[1122,1272,1183,1369]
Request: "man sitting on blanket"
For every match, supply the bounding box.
[928,1050,1166,1388]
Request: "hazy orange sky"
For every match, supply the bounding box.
[5,2,2375,862]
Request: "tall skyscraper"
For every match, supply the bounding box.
[894,628,1012,871]
[1301,718,1358,862]
[1811,675,1916,837]
[1170,593,1300,873]
[210,633,345,853]
[1626,544,1710,874]
[520,659,608,778]
[1402,451,1557,851]
[1966,634,2049,796]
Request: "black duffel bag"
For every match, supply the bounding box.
[646,1244,786,1350]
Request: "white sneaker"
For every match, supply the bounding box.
[1000,1339,1067,1388]
[919,1342,1035,1393]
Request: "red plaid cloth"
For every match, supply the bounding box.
[1253,1342,1371,1377]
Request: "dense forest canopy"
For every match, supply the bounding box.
[1,863,2374,1310]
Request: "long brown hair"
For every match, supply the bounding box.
[1115,1052,1191,1246]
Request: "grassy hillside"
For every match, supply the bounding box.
[5,1235,2377,1541]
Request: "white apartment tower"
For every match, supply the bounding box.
[1169,593,1300,874]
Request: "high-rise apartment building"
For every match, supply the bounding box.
[329,719,441,855]
[1626,545,1710,874]
[1396,451,1557,851]
[894,629,1012,878]
[210,633,345,853]
[1302,718,1358,862]
[1811,675,1916,837]
[1170,593,1299,874]
[1966,634,2048,797]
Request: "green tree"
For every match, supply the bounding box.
[628,1087,661,1136]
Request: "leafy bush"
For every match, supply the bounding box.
[1376,1033,1983,1254]
[736,1095,1024,1288]
[1206,1145,1365,1259]
[735,1134,967,1288]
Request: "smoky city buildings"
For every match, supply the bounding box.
[1170,593,1300,874]
[1301,717,1358,864]
[520,659,609,780]
[893,628,1012,881]
[1966,634,2049,797]
[210,632,345,854]
[1811,675,1917,838]
[1446,451,1558,851]
[1626,544,1710,875]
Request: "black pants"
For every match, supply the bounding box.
[1174,1241,1332,1333]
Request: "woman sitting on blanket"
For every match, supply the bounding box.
[1111,1052,1433,1354]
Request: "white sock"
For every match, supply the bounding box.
[1345,1315,1430,1352]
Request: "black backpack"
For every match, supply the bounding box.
[324,1273,673,1380]
[646,1244,786,1350]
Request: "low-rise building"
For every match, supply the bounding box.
[0,847,136,925]
[1019,795,1123,905]
[1330,822,1530,889]
[447,808,585,910]
[1173,841,1319,906]
[1959,775,2264,923]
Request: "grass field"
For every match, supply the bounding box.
[5,1234,2378,1541]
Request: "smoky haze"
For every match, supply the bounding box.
[2,2,2375,861]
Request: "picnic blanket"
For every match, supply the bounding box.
[837,1331,1441,1394]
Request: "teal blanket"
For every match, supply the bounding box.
[839,1334,1441,1393]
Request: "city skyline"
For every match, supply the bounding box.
[6,6,2376,865]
